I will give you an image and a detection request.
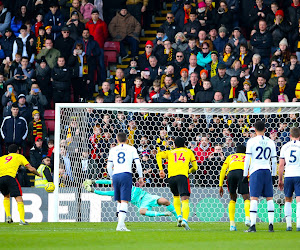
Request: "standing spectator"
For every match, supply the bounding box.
[54,26,75,62]
[2,83,17,114]
[0,28,15,59]
[0,1,11,36]
[70,0,86,23]
[85,8,108,83]
[30,136,48,169]
[110,68,131,103]
[51,56,71,104]
[248,0,270,31]
[12,25,35,64]
[108,6,141,60]
[215,0,233,33]
[211,63,231,94]
[26,83,48,116]
[213,26,229,54]
[35,26,46,54]
[174,0,195,31]
[32,12,43,38]
[28,110,47,145]
[250,20,272,67]
[183,9,201,39]
[284,55,300,89]
[15,93,31,122]
[195,80,214,103]
[80,0,95,22]
[66,11,85,41]
[159,12,180,43]
[0,102,28,152]
[99,81,114,103]
[94,0,104,21]
[36,38,61,69]
[228,27,247,54]
[44,2,64,40]
[10,5,31,37]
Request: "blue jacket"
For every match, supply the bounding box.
[0,115,28,144]
[10,16,23,37]
[44,10,65,39]
[74,36,101,65]
[213,36,229,54]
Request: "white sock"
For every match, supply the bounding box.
[117,203,128,229]
[117,202,121,213]
[297,202,300,228]
[285,202,292,228]
[250,200,258,226]
[267,200,275,225]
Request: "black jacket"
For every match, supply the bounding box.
[270,85,295,102]
[0,35,15,58]
[51,65,71,91]
[182,20,201,39]
[30,144,48,169]
[99,89,115,103]
[55,36,75,62]
[159,21,180,43]
[250,31,272,58]
[248,4,270,30]
[268,20,292,47]
[130,85,149,103]
[195,87,215,103]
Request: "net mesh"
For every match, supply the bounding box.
[56,104,300,222]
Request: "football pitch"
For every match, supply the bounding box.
[1,222,300,249]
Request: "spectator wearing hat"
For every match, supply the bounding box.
[28,110,47,146]
[33,12,44,37]
[195,79,215,103]
[228,27,247,54]
[215,0,233,33]
[45,25,54,41]
[250,19,272,67]
[213,26,229,54]
[273,38,291,67]
[54,26,75,62]
[138,40,155,73]
[197,1,212,32]
[269,10,291,48]
[26,83,48,117]
[108,6,141,59]
[174,0,196,31]
[0,28,14,59]
[182,9,201,39]
[237,80,254,103]
[159,12,180,43]
[36,38,60,69]
[0,1,11,36]
[44,2,65,40]
[12,25,35,64]
[35,26,46,54]
[207,51,219,78]
[211,63,230,94]
[0,102,28,153]
[30,136,48,169]
[176,68,189,93]
[3,93,30,120]
[252,75,272,102]
[197,42,212,69]
[66,10,85,41]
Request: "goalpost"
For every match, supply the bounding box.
[53,102,300,222]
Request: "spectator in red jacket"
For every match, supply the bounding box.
[85,8,108,83]
[194,135,214,163]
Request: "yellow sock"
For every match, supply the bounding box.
[3,198,11,217]
[173,196,181,217]
[244,199,250,218]
[229,200,236,224]
[17,202,25,222]
[182,199,189,220]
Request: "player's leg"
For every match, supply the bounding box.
[229,193,237,231]
[242,194,250,227]
[15,196,27,225]
[3,194,13,223]
[227,171,239,231]
[296,196,300,231]
[179,176,191,230]
[283,177,294,231]
[168,176,182,225]
[157,197,177,217]
[264,170,275,232]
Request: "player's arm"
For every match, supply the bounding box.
[44,167,53,182]
[25,164,42,177]
[270,142,277,177]
[278,147,285,191]
[107,150,114,179]
[219,156,229,187]
[243,142,251,178]
[156,151,168,178]
[133,149,144,187]
[188,150,198,174]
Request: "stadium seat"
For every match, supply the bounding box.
[45,120,55,133]
[104,41,120,65]
[44,110,55,120]
[104,41,120,53]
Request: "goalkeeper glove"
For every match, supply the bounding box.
[242,176,248,184]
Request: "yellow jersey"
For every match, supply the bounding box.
[156,147,197,178]
[219,153,246,186]
[0,153,29,178]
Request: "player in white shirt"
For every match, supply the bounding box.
[278,127,300,231]
[107,132,144,231]
[243,120,277,232]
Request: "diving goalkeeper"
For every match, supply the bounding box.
[83,179,178,218]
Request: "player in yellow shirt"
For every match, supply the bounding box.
[156,137,197,230]
[219,144,250,231]
[0,144,42,225]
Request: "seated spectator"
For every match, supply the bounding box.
[0,2,11,36]
[223,76,242,102]
[108,6,141,59]
[237,43,252,66]
[212,91,224,103]
[36,38,61,69]
[51,57,71,104]
[195,80,214,103]
[184,38,200,61]
[194,135,214,163]
[237,80,254,103]
[124,58,140,83]
[30,136,48,169]
[185,72,201,102]
[228,27,247,54]
[268,66,285,88]
[12,25,35,64]
[284,55,300,89]
[152,28,168,52]
[159,75,180,103]
[99,82,114,103]
[26,83,48,116]
[252,75,272,102]
[248,54,266,80]
[270,76,295,102]
[222,136,235,157]
[226,59,242,77]
[0,28,15,59]
[16,56,35,79]
[183,9,201,39]
[172,32,188,52]
[219,43,236,68]
[172,51,188,81]
[110,68,131,103]
[16,93,31,122]
[159,65,175,87]
[44,2,64,40]
[199,69,209,86]
[198,30,207,47]
[188,54,202,76]
[207,51,219,78]
[215,0,233,33]
[138,40,155,72]
[149,80,160,103]
[130,76,148,103]
[140,68,153,87]
[272,38,291,66]
[174,0,196,31]
[197,42,212,69]
[159,12,179,43]
[157,39,176,66]
[70,0,86,24]
[248,0,270,31]
[5,68,31,95]
[28,110,47,145]
[176,68,189,93]
[213,26,229,54]
[211,63,230,93]
[0,102,28,152]
[54,26,75,63]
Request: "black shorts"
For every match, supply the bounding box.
[227,169,249,195]
[168,175,190,197]
[0,176,22,197]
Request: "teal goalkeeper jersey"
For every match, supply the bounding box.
[131,186,147,207]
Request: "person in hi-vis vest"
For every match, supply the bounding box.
[35,156,53,188]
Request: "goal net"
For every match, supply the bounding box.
[53,103,300,223]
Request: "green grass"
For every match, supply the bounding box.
[0,222,299,249]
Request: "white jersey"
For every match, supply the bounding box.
[244,135,277,176]
[280,140,300,177]
[107,143,142,177]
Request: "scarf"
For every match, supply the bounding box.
[146,52,151,60]
[239,53,247,65]
[77,53,88,76]
[210,61,218,78]
[11,92,17,103]
[274,18,283,24]
[103,91,109,96]
[114,77,127,98]
[128,126,136,146]
[296,81,300,99]
[223,53,230,62]
[36,35,46,54]
[279,85,286,94]
[164,48,174,62]
[229,87,236,99]
[184,7,191,24]
[246,90,253,102]
[33,119,43,139]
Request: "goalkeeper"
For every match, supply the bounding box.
[83,179,177,218]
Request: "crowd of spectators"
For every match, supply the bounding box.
[0,0,299,187]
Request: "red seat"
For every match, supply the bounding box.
[45,120,55,133]
[44,110,55,120]
[104,41,120,53]
[104,51,118,64]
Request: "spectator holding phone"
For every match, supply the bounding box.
[6,67,31,94]
[2,84,17,114]
[66,11,85,41]
[26,83,48,117]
